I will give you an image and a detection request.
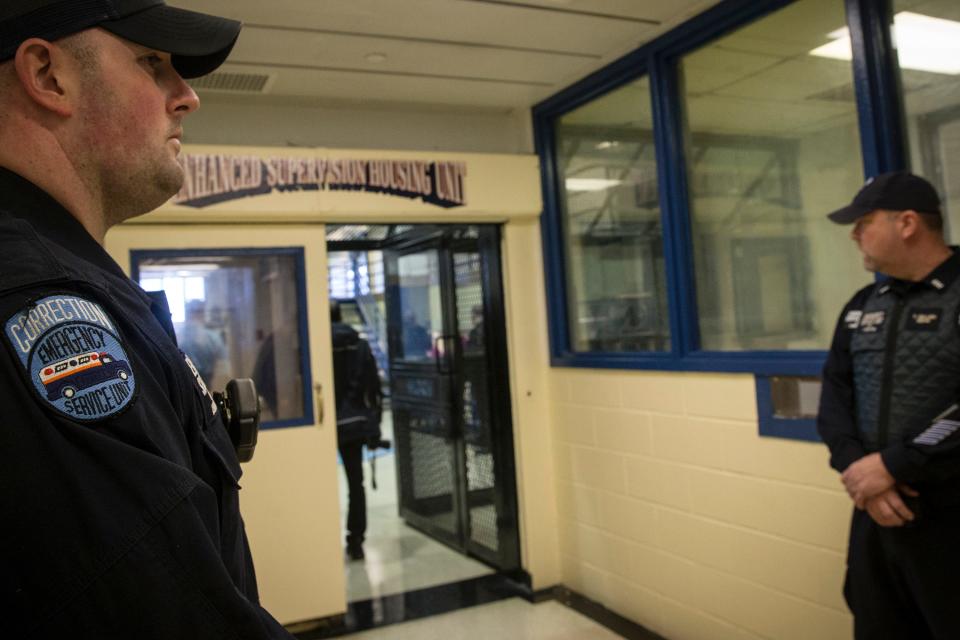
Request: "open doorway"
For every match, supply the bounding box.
[326,224,521,604]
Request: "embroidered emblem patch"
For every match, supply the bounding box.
[906,308,941,331]
[844,310,863,329]
[4,295,135,421]
[857,310,886,333]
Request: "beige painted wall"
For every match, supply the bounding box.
[502,219,562,590]
[185,94,533,155]
[549,368,853,640]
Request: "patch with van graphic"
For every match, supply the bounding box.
[5,295,135,421]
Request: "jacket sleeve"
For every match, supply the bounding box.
[817,291,869,473]
[363,340,383,409]
[881,401,960,485]
[0,288,294,639]
[879,296,960,486]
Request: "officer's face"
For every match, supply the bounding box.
[850,209,904,273]
[70,29,199,225]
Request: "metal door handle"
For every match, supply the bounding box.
[434,335,457,374]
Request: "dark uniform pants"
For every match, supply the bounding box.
[338,441,366,547]
[845,507,960,639]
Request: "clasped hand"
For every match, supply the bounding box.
[841,452,918,526]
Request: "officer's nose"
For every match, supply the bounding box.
[850,220,862,242]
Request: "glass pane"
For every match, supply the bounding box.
[453,251,500,552]
[455,252,485,355]
[682,0,871,351]
[892,0,960,239]
[328,250,388,381]
[771,376,821,419]
[555,77,670,352]
[397,251,442,361]
[138,251,307,425]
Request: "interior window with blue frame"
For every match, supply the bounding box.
[554,76,670,353]
[680,0,870,352]
[889,0,960,240]
[133,248,313,429]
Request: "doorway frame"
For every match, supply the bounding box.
[109,144,561,626]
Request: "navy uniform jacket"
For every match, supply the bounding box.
[0,169,293,639]
[818,251,960,508]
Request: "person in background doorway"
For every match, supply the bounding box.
[401,309,432,358]
[466,304,485,351]
[179,299,226,384]
[251,332,277,418]
[817,172,960,639]
[331,300,384,561]
[0,2,292,636]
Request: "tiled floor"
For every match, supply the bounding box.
[330,413,627,640]
[337,411,494,603]
[343,599,625,640]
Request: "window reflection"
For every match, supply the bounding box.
[893,1,960,241]
[138,250,308,425]
[397,251,442,361]
[682,0,870,351]
[555,76,670,353]
[455,252,485,354]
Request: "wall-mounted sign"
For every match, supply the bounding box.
[174,154,468,209]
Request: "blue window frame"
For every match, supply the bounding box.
[131,247,314,430]
[534,0,906,379]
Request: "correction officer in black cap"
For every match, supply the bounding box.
[818,172,960,638]
[0,2,293,637]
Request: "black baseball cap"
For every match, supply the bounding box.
[827,171,942,224]
[0,0,241,79]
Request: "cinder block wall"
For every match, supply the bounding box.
[550,369,854,640]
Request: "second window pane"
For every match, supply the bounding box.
[556,77,670,353]
[681,0,871,351]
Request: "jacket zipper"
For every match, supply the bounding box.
[877,295,905,449]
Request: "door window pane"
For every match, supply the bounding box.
[682,0,871,351]
[892,1,960,239]
[137,250,310,426]
[397,251,442,361]
[555,77,670,352]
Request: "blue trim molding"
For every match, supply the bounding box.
[130,247,315,430]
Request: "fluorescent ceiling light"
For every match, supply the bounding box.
[141,263,220,273]
[565,178,621,192]
[809,11,960,75]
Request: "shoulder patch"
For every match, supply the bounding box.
[844,309,863,329]
[4,295,135,422]
[858,310,886,333]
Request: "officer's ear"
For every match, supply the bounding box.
[897,210,922,240]
[13,38,78,117]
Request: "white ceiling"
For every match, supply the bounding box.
[182,0,719,111]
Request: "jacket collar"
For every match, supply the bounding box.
[878,247,960,296]
[0,167,150,304]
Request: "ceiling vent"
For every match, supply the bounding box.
[806,83,857,103]
[806,71,939,103]
[189,72,274,94]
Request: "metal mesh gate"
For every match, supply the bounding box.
[455,252,499,553]
[385,226,519,572]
